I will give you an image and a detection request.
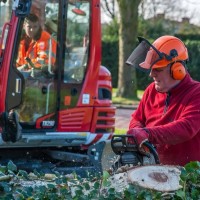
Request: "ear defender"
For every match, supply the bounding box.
[170,62,186,80]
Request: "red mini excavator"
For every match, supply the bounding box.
[0,0,115,176]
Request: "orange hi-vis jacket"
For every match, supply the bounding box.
[16,31,57,69]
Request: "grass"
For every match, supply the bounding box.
[112,88,143,105]
[114,128,126,135]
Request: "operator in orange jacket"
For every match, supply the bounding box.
[126,35,200,166]
[16,13,57,70]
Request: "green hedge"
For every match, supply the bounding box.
[102,41,119,88]
[1,160,200,199]
[102,39,200,90]
[185,40,200,81]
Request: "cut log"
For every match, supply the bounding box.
[127,165,182,192]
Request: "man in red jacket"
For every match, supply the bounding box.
[126,35,200,166]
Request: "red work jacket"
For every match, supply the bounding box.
[129,74,200,166]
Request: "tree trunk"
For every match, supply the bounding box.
[116,0,141,98]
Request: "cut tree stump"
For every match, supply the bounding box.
[127,165,182,192]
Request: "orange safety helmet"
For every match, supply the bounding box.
[126,35,189,80]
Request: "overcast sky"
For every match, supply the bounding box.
[101,0,200,26]
[182,0,200,25]
[162,0,200,25]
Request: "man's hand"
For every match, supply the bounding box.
[17,64,29,71]
[127,128,149,148]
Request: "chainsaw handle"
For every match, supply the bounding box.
[142,141,160,164]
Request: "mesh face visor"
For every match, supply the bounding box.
[126,37,164,72]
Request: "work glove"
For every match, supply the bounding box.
[17,64,29,71]
[41,65,54,78]
[127,128,149,148]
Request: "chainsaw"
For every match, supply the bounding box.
[111,135,160,172]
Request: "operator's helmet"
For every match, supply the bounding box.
[126,35,188,72]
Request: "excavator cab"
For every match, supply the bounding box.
[0,0,115,176]
[8,1,90,127]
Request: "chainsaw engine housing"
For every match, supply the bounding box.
[111,135,159,171]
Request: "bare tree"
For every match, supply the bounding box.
[101,0,116,20]
[139,0,199,24]
[116,0,141,98]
